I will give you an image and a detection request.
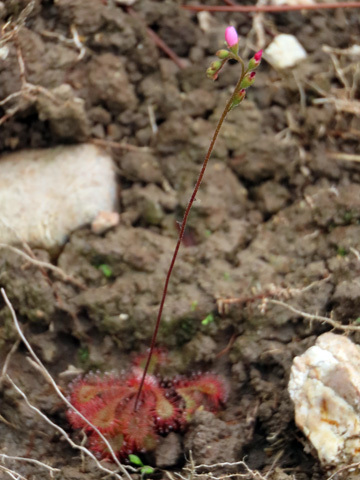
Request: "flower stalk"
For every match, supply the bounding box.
[135,28,262,410]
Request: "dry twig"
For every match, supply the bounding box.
[326,152,360,162]
[91,137,154,153]
[0,0,35,49]
[0,244,85,290]
[350,247,360,261]
[0,339,20,388]
[217,276,332,316]
[182,2,360,12]
[218,275,360,332]
[40,24,86,61]
[0,464,27,480]
[326,461,360,480]
[1,288,134,480]
[269,299,360,332]
[182,457,268,480]
[312,96,360,115]
[0,454,60,478]
[0,10,61,126]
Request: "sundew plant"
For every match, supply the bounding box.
[67,26,262,460]
[135,26,262,405]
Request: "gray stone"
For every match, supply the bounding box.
[0,144,117,248]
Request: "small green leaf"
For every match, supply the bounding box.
[141,466,155,475]
[201,313,214,326]
[129,454,144,466]
[190,300,198,312]
[337,246,347,257]
[78,346,89,363]
[355,317,360,325]
[344,211,353,223]
[99,264,113,278]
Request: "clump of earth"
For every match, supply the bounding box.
[0,1,360,479]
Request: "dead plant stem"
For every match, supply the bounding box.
[269,298,360,331]
[182,2,360,13]
[0,244,85,289]
[0,454,60,477]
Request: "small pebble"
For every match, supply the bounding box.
[91,211,120,235]
[265,34,307,69]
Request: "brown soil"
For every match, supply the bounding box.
[1,1,360,479]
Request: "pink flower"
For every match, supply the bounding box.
[254,49,263,63]
[225,26,238,48]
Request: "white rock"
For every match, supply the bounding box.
[0,144,117,248]
[0,45,9,60]
[197,12,215,32]
[288,332,360,467]
[91,210,120,235]
[114,0,136,5]
[265,34,307,69]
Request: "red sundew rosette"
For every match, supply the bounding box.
[67,373,129,432]
[127,367,182,434]
[174,373,228,421]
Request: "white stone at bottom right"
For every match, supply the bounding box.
[288,332,360,469]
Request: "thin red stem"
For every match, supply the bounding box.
[134,69,246,411]
[182,2,360,12]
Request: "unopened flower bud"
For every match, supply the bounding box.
[206,60,224,80]
[210,60,222,71]
[240,71,256,89]
[254,50,263,62]
[230,88,246,110]
[206,67,218,80]
[225,26,239,55]
[225,26,238,47]
[247,49,263,70]
[216,49,230,60]
[206,67,215,79]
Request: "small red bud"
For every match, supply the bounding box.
[254,49,263,62]
[240,71,256,89]
[230,88,246,110]
[247,50,263,71]
[237,88,246,100]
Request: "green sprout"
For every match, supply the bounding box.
[201,313,214,326]
[129,454,155,477]
[190,300,198,312]
[337,246,347,257]
[78,346,89,363]
[98,263,113,278]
